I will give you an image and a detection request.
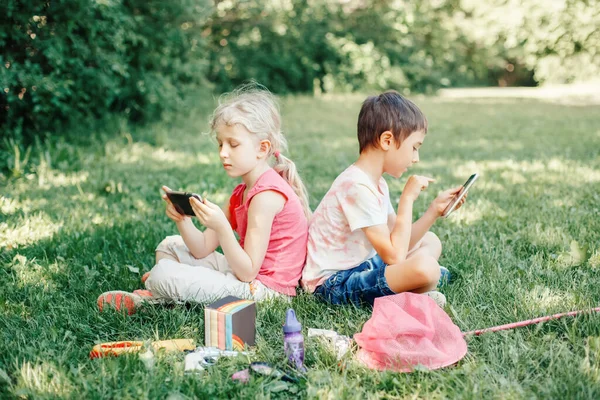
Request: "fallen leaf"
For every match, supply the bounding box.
[127,265,140,274]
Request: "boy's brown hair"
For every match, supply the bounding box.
[357,91,428,153]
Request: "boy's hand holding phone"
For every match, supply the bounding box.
[429,185,465,217]
[400,173,476,218]
[430,173,478,218]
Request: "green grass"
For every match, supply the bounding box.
[1,91,600,399]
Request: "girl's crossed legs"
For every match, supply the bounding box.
[145,235,278,303]
[98,236,280,314]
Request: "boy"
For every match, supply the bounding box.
[302,91,466,307]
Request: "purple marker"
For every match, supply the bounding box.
[283,308,306,372]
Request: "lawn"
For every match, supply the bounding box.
[1,91,600,399]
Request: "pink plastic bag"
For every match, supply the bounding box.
[354,292,467,372]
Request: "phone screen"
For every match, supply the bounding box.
[166,191,202,216]
[442,173,478,217]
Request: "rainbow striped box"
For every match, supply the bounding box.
[204,296,256,351]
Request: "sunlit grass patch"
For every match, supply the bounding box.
[0,213,63,250]
[13,361,74,398]
[9,254,60,292]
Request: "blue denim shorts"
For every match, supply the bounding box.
[314,254,395,306]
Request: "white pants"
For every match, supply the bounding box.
[144,235,282,303]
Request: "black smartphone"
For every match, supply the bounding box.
[165,191,203,216]
[442,173,478,218]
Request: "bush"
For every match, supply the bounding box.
[203,1,414,94]
[202,0,517,95]
[2,0,597,168]
[204,0,599,94]
[456,0,600,85]
[0,0,211,146]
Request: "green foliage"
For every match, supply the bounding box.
[202,0,493,94]
[2,0,598,165]
[204,1,342,94]
[459,0,600,85]
[205,0,599,94]
[204,0,458,94]
[0,0,210,146]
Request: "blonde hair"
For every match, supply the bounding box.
[210,82,311,219]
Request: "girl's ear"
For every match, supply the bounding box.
[258,139,272,159]
[379,131,394,150]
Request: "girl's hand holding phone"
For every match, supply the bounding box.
[162,185,190,223]
[429,186,467,217]
[190,197,229,234]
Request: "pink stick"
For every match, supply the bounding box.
[463,307,600,336]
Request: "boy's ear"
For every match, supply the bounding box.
[379,131,394,150]
[258,139,272,158]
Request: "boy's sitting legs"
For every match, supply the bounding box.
[383,253,441,294]
[314,254,393,306]
[407,231,450,286]
[407,231,442,261]
[315,251,441,307]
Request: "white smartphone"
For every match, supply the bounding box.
[442,173,478,218]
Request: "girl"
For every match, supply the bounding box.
[98,83,310,314]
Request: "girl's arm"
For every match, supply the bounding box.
[189,192,285,282]
[177,204,229,259]
[216,190,285,282]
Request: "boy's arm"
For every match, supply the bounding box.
[387,208,438,250]
[363,195,413,265]
[216,190,285,282]
[400,185,465,248]
[176,204,228,259]
[366,175,435,264]
[408,209,438,249]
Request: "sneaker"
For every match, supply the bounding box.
[97,290,158,315]
[438,266,451,287]
[423,291,447,308]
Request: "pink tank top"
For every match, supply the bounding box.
[228,168,308,296]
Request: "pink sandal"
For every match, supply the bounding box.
[97,290,154,315]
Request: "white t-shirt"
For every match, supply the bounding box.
[302,164,395,292]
